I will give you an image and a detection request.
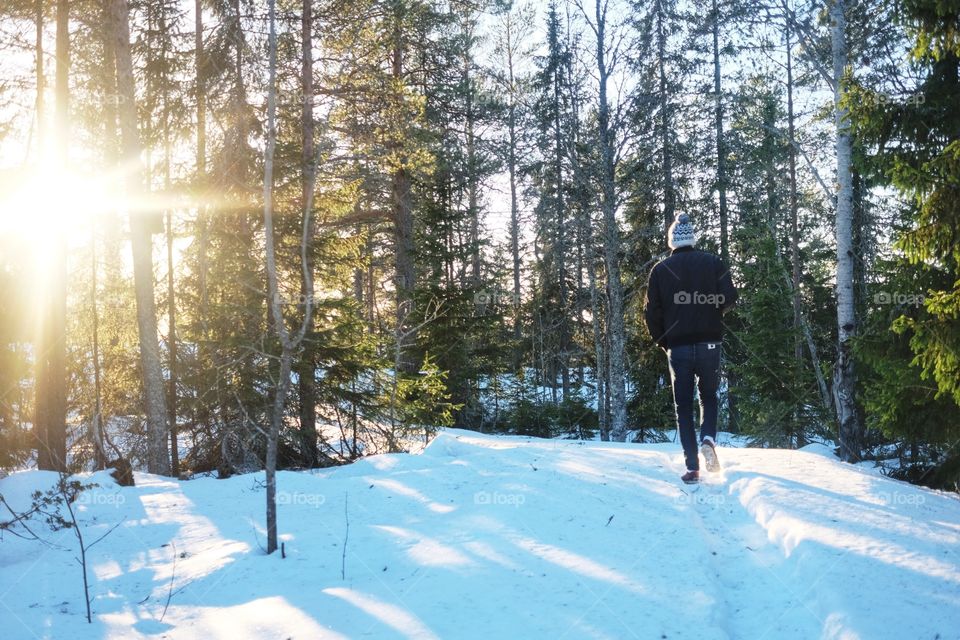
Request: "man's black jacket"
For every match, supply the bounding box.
[644,247,738,349]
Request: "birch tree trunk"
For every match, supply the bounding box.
[830,0,861,461]
[112,0,171,475]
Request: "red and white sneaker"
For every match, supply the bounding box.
[681,469,700,484]
[700,437,720,472]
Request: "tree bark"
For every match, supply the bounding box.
[263,0,282,553]
[262,0,316,553]
[655,0,675,235]
[195,0,209,319]
[464,14,481,287]
[391,14,417,374]
[785,10,805,448]
[112,0,171,475]
[830,0,861,462]
[166,210,178,475]
[554,24,569,400]
[505,14,523,369]
[159,6,179,476]
[90,219,106,469]
[35,0,69,472]
[712,0,728,265]
[297,0,318,467]
[594,0,628,441]
[34,0,44,143]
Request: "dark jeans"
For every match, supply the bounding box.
[667,342,721,471]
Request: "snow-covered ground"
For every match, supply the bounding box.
[1,429,958,639]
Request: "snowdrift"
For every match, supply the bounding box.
[1,429,958,639]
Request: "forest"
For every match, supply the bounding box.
[0,0,958,503]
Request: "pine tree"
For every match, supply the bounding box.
[530,1,574,401]
[847,0,960,484]
[491,0,535,371]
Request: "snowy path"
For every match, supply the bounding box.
[1,429,959,639]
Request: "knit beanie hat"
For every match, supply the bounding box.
[668,213,696,249]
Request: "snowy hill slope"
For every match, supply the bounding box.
[1,429,958,640]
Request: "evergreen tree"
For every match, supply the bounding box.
[529,1,574,402]
[847,0,960,485]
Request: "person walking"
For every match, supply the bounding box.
[644,214,738,484]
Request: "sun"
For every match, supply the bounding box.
[0,165,126,241]
[0,163,134,300]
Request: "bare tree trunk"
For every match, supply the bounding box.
[578,199,606,440]
[588,261,607,440]
[464,15,481,286]
[297,0,318,467]
[785,10,805,448]
[711,0,740,435]
[592,0,628,441]
[34,0,44,142]
[262,0,283,552]
[112,0,171,475]
[166,210,178,475]
[195,0,209,319]
[655,0,675,235]
[159,7,179,476]
[391,16,417,375]
[262,0,315,553]
[712,0,728,265]
[554,31,569,400]
[36,0,69,472]
[90,221,106,469]
[91,0,121,470]
[502,8,524,370]
[830,0,861,462]
[353,211,365,308]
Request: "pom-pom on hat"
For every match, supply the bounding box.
[668,213,696,249]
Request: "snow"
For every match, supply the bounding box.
[797,442,838,458]
[2,429,958,639]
